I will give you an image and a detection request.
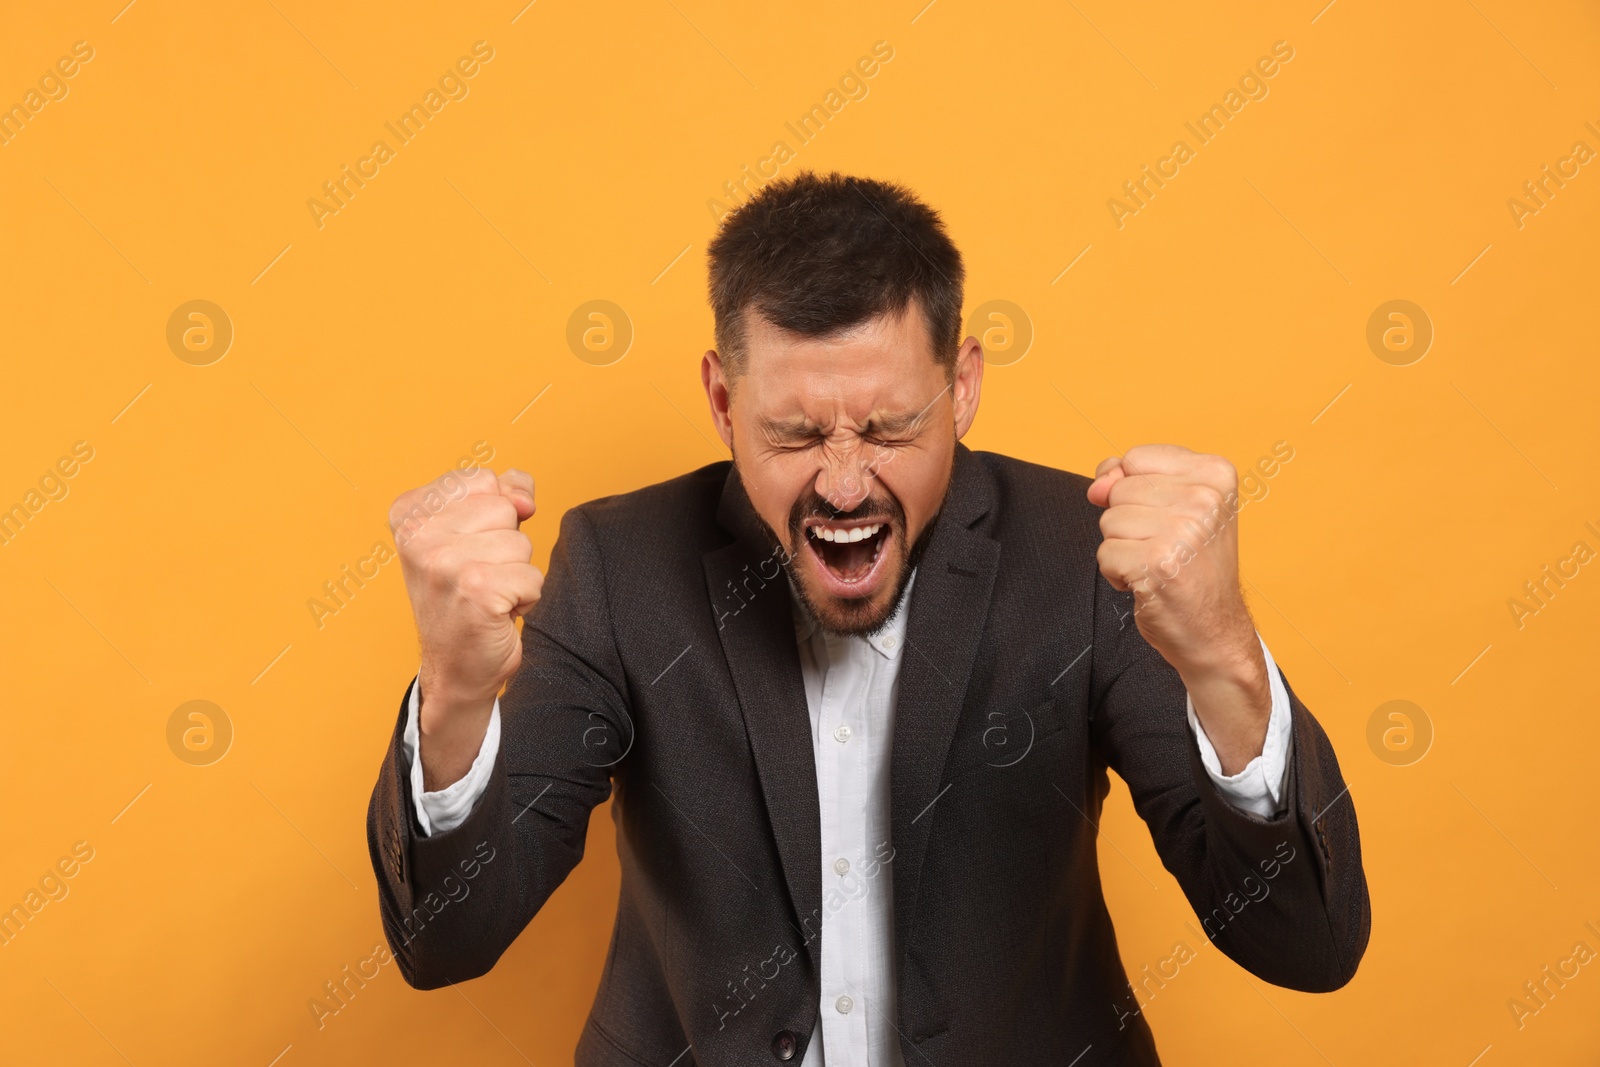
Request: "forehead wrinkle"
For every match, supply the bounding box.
[784,379,856,436]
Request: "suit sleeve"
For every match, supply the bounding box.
[1086,572,1372,992]
[365,506,631,989]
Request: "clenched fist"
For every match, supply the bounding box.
[388,466,543,788]
[1087,444,1271,773]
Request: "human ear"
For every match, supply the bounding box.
[701,350,734,449]
[951,336,985,439]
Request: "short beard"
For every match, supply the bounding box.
[736,449,952,639]
[793,511,940,638]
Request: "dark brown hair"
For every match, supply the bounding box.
[706,171,965,383]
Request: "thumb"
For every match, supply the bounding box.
[497,468,537,522]
[1086,457,1126,508]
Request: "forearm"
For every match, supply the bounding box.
[417,665,497,791]
[1183,695,1370,992]
[1186,633,1292,818]
[369,689,527,988]
[1175,628,1272,775]
[385,797,525,989]
[401,674,501,837]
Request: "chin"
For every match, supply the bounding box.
[805,590,901,637]
[792,542,908,638]
[744,475,943,639]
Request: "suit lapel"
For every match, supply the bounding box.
[888,444,999,968]
[704,467,821,956]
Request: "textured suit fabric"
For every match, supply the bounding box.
[366,443,1371,1066]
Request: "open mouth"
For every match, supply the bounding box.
[805,519,892,597]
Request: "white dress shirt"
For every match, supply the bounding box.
[401,569,1294,1064]
[789,571,915,1066]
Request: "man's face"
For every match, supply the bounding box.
[702,300,984,636]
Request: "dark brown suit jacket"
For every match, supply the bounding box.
[367,443,1370,1065]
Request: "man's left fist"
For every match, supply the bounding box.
[1087,443,1255,673]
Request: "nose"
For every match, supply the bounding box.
[815,445,873,515]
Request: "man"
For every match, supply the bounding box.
[367,171,1370,1065]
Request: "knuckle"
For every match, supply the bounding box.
[388,491,425,534]
[1192,483,1225,511]
[395,531,428,564]
[425,545,462,581]
[1095,541,1117,571]
[468,494,516,528]
[456,564,491,600]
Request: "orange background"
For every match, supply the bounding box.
[3,0,1598,1063]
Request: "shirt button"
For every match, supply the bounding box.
[836,995,853,1014]
[834,857,850,876]
[882,634,898,650]
[834,724,851,743]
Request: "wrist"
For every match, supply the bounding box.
[419,659,499,712]
[1179,630,1272,776]
[416,668,497,792]
[1181,644,1267,703]
[1167,612,1261,689]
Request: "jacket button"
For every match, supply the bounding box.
[771,1030,798,1060]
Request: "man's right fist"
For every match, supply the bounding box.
[388,467,543,763]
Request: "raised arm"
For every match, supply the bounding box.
[366,470,630,988]
[1086,443,1371,990]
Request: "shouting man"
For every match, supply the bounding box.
[367,171,1370,1066]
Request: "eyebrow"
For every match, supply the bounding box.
[758,411,923,440]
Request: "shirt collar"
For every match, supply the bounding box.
[790,567,918,659]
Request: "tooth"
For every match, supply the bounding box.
[847,527,864,542]
[865,524,880,537]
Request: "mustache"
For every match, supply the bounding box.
[787,488,902,543]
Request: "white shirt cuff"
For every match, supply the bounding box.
[400,673,502,837]
[1185,634,1293,819]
